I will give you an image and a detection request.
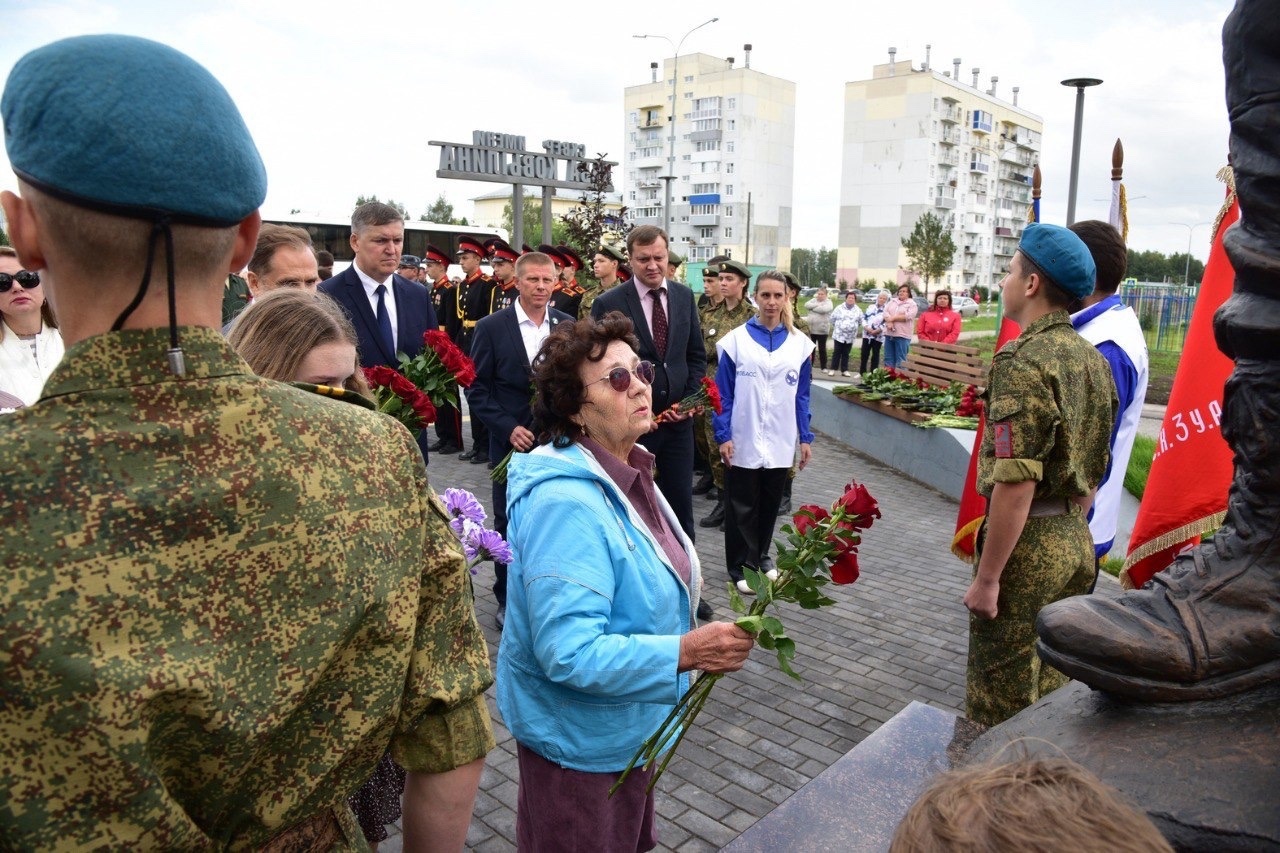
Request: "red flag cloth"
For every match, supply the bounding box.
[951,316,1022,561]
[1120,199,1238,589]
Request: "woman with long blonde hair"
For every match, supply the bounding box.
[228,289,370,396]
[711,270,815,596]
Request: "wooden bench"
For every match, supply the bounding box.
[900,340,987,391]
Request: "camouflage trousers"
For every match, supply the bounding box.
[965,507,1095,727]
[698,385,729,489]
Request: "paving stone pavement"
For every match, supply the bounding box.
[377,405,977,852]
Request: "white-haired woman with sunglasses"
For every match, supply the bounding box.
[496,312,753,852]
[0,247,64,410]
[713,270,816,596]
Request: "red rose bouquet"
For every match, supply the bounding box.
[612,479,882,795]
[398,330,477,410]
[654,376,723,424]
[363,365,437,436]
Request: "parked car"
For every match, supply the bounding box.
[859,290,885,305]
[913,296,929,314]
[800,286,819,298]
[954,296,980,317]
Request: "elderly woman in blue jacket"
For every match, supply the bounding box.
[497,312,753,852]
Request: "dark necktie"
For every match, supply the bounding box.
[375,284,395,357]
[649,287,668,359]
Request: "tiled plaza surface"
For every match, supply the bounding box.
[381,388,989,852]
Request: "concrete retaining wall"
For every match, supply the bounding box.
[810,387,976,500]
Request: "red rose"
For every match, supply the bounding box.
[830,550,860,585]
[388,371,418,399]
[834,481,881,528]
[792,505,830,537]
[410,392,437,425]
[423,330,452,352]
[363,365,397,389]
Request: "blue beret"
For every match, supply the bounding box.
[1017,223,1097,299]
[2,35,266,225]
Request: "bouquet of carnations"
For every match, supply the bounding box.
[653,376,723,424]
[399,330,477,410]
[363,365,437,437]
[612,479,882,795]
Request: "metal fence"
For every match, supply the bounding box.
[1118,281,1197,353]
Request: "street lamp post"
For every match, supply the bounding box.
[1171,221,1211,285]
[634,18,719,239]
[1061,77,1103,226]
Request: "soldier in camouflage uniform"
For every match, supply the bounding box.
[698,259,754,530]
[579,241,626,320]
[0,35,493,849]
[964,223,1117,726]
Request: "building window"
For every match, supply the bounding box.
[682,154,691,161]
[724,206,734,217]
[725,185,733,196]
[724,227,733,238]
[629,111,639,126]
[692,182,719,193]
[684,91,693,99]
[693,96,721,111]
[684,75,694,82]
[694,140,721,152]
[727,97,736,109]
[726,141,735,153]
[690,203,719,215]
[726,163,735,173]
[698,226,715,238]
[693,118,720,132]
[727,119,736,130]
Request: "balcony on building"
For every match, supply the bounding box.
[938,151,960,167]
[939,128,959,145]
[970,158,991,174]
[972,110,994,134]
[938,105,961,123]
[998,165,1032,184]
[689,129,723,143]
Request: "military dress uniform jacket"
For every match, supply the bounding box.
[0,327,494,849]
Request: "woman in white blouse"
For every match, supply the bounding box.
[0,247,65,409]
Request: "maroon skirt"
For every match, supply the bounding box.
[516,743,658,852]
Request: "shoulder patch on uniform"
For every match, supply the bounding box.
[993,422,1013,458]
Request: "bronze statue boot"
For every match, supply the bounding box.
[1036,539,1280,702]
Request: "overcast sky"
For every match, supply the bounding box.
[2,0,1232,261]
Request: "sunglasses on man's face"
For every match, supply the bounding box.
[591,361,655,393]
[0,270,40,293]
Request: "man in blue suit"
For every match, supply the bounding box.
[590,225,706,542]
[319,201,438,461]
[468,251,572,629]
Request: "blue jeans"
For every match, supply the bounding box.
[884,336,911,368]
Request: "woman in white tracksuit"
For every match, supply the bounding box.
[712,270,815,596]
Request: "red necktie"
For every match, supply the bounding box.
[649,288,668,358]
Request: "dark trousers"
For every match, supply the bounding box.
[832,340,854,373]
[470,415,489,461]
[637,419,696,540]
[859,338,882,374]
[492,477,509,606]
[434,400,462,448]
[811,334,828,369]
[724,465,788,582]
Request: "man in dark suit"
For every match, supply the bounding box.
[468,251,572,629]
[319,201,438,461]
[590,225,706,542]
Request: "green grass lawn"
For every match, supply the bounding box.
[1124,435,1156,499]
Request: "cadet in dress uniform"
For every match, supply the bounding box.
[456,235,492,463]
[964,223,1117,726]
[485,237,520,313]
[424,243,465,455]
[0,34,493,849]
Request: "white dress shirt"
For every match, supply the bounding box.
[353,263,399,351]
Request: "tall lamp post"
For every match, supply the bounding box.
[1061,77,1102,226]
[634,17,719,238]
[1171,221,1211,285]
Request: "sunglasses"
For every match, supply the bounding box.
[0,270,40,293]
[591,361,655,393]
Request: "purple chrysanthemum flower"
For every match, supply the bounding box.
[442,488,486,525]
[465,526,513,565]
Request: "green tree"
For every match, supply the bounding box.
[420,193,467,225]
[789,247,836,287]
[0,225,9,247]
[354,195,408,218]
[560,155,630,262]
[901,212,957,297]
[502,198,572,249]
[1125,248,1205,285]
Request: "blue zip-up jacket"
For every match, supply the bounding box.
[495,442,700,772]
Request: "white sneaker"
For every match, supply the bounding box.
[824,369,834,376]
[735,579,755,596]
[765,568,779,582]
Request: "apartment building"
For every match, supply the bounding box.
[623,48,796,272]
[837,53,1043,292]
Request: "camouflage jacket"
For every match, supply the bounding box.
[700,298,755,374]
[0,327,494,850]
[978,311,1118,498]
